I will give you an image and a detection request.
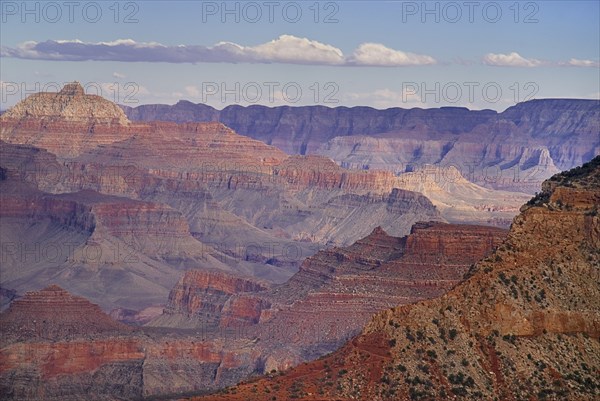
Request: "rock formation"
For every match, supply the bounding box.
[395,164,532,227]
[0,284,129,342]
[0,286,263,401]
[149,270,270,328]
[122,99,600,192]
[191,156,600,401]
[2,82,130,125]
[0,82,133,157]
[0,219,509,401]
[151,222,507,373]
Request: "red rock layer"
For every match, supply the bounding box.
[0,182,192,242]
[155,222,507,372]
[0,286,264,400]
[273,155,399,193]
[158,270,269,327]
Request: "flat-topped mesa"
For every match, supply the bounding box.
[1,82,130,125]
[0,285,130,342]
[403,221,509,265]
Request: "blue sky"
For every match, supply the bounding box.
[1,0,599,110]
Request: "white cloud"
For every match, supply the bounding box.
[1,36,433,67]
[562,58,600,68]
[244,34,344,65]
[112,72,126,79]
[184,85,200,97]
[482,52,542,67]
[348,43,436,66]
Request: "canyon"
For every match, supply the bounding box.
[0,219,506,400]
[148,222,507,366]
[0,83,447,312]
[1,83,598,401]
[191,156,600,401]
[1,83,529,314]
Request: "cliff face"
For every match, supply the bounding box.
[2,82,130,125]
[153,222,507,372]
[151,270,270,328]
[0,173,230,311]
[1,82,132,157]
[122,102,496,155]
[123,99,600,192]
[0,286,266,401]
[195,157,600,401]
[395,165,532,227]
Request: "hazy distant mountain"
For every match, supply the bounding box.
[122,99,600,193]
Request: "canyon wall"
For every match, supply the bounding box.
[123,99,600,192]
[194,156,600,401]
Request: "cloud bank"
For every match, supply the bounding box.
[1,35,436,67]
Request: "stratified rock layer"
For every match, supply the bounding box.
[0,221,508,400]
[193,156,600,401]
[0,285,129,341]
[152,222,507,371]
[2,82,130,125]
[123,99,600,192]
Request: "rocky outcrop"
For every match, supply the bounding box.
[389,164,533,227]
[273,155,398,193]
[0,82,133,157]
[2,82,130,125]
[0,285,129,342]
[196,156,600,401]
[150,270,269,328]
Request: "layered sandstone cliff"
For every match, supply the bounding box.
[0,82,133,157]
[152,222,507,373]
[123,99,600,192]
[149,270,270,328]
[0,286,264,400]
[195,156,600,401]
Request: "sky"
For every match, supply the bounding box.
[1,0,599,110]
